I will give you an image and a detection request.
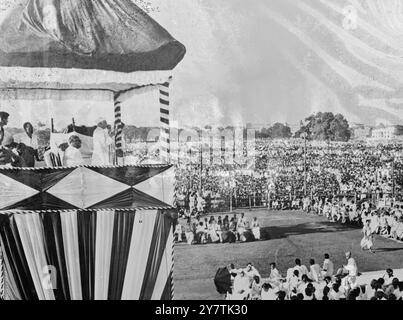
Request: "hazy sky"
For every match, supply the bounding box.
[152,0,403,127]
[1,0,403,128]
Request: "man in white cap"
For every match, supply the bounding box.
[337,251,358,278]
[91,117,113,165]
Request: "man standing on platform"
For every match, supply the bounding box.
[0,111,9,147]
[0,111,22,167]
[15,122,40,167]
[91,117,113,165]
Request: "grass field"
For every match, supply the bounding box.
[174,209,403,300]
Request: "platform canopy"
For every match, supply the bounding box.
[0,0,186,91]
[0,0,186,162]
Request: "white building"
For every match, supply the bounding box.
[371,125,403,140]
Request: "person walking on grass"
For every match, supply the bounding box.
[361,219,375,253]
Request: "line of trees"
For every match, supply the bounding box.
[256,112,351,141]
[122,112,351,142]
[256,123,292,139]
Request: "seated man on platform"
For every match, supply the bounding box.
[0,138,23,168]
[0,112,23,167]
[14,122,40,167]
[63,135,85,167]
[44,142,68,167]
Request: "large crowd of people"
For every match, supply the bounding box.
[224,252,402,300]
[175,212,261,245]
[175,139,403,213]
[301,196,403,244]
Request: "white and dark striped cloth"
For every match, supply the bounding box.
[0,209,174,300]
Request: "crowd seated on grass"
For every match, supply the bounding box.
[174,213,262,245]
[223,253,403,300]
[304,197,403,242]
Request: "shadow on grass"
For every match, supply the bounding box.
[374,247,403,253]
[260,221,361,241]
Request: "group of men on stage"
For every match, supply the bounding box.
[0,111,39,167]
[0,111,115,168]
[48,117,114,167]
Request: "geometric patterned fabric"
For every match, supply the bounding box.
[0,165,175,211]
[47,168,130,209]
[0,174,40,210]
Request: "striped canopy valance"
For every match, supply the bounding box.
[0,209,175,300]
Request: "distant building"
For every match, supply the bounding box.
[371,125,403,140]
[350,123,372,140]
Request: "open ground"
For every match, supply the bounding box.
[174,209,403,300]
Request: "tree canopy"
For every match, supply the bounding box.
[295,112,351,142]
[256,123,292,139]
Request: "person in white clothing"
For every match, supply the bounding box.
[14,122,39,149]
[237,213,248,236]
[268,262,283,286]
[321,253,334,278]
[261,283,278,300]
[337,251,358,277]
[0,112,22,167]
[382,269,394,287]
[244,263,261,283]
[63,135,84,167]
[15,122,40,167]
[232,270,250,300]
[91,118,113,165]
[293,258,309,279]
[361,220,375,253]
[288,269,301,295]
[308,259,322,283]
[251,217,261,240]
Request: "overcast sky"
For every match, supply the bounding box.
[152,0,403,127]
[1,0,403,128]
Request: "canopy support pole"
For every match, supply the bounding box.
[114,92,124,164]
[0,248,4,300]
[159,79,171,163]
